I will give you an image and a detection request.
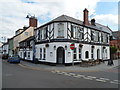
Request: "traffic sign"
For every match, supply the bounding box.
[70,43,75,50]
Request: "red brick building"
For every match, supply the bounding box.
[110,31,120,59]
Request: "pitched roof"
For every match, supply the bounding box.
[36,15,112,35]
[112,31,119,40]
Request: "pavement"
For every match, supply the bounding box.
[19,59,120,72]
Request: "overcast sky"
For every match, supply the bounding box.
[0,0,119,42]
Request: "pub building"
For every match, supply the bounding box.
[34,8,112,65]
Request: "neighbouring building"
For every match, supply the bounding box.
[19,36,35,61]
[0,41,3,55]
[18,16,37,60]
[110,31,120,59]
[2,42,9,55]
[8,37,14,56]
[34,8,112,65]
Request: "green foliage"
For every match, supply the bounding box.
[110,46,118,54]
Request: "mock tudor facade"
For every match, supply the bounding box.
[34,9,112,64]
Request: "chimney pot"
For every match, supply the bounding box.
[91,19,96,26]
[29,17,37,27]
[83,8,89,25]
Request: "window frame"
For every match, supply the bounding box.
[58,23,64,37]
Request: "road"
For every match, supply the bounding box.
[2,59,119,89]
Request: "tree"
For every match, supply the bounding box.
[110,46,118,59]
[110,46,117,54]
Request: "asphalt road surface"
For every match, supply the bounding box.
[2,59,119,88]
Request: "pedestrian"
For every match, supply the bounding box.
[110,59,114,65]
[107,59,111,66]
[108,59,114,66]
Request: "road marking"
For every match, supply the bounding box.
[64,73,72,76]
[87,76,96,79]
[73,74,85,78]
[96,79,107,82]
[113,80,119,82]
[99,78,110,81]
[110,81,120,84]
[18,63,120,85]
[68,73,76,76]
[54,70,60,73]
[83,77,93,80]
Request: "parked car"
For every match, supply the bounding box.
[7,55,20,63]
[2,54,8,59]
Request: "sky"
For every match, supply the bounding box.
[0,0,119,42]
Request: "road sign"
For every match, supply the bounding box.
[70,43,75,50]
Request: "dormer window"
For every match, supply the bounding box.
[58,23,64,38]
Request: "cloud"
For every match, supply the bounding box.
[0,0,117,41]
[93,14,118,30]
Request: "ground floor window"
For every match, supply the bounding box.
[40,48,42,59]
[28,52,30,59]
[73,48,77,60]
[79,48,82,59]
[85,51,89,59]
[43,48,46,60]
[91,48,94,59]
[20,52,22,57]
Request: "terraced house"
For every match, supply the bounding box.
[34,8,112,65]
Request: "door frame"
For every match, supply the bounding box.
[56,47,65,64]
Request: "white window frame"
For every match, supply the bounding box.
[58,23,64,37]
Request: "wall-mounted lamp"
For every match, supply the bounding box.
[65,45,67,50]
[91,45,95,48]
[54,46,56,50]
[79,44,83,48]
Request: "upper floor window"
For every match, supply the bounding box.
[58,23,64,37]
[71,25,74,38]
[25,32,28,36]
[91,31,94,41]
[78,27,84,40]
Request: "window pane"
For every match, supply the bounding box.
[79,54,81,59]
[58,23,64,37]
[85,51,89,58]
[73,54,76,59]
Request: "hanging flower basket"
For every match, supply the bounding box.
[79,44,83,47]
[45,43,49,47]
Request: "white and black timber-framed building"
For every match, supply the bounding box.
[34,8,112,64]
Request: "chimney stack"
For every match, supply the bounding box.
[29,17,37,27]
[83,8,89,25]
[91,19,96,26]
